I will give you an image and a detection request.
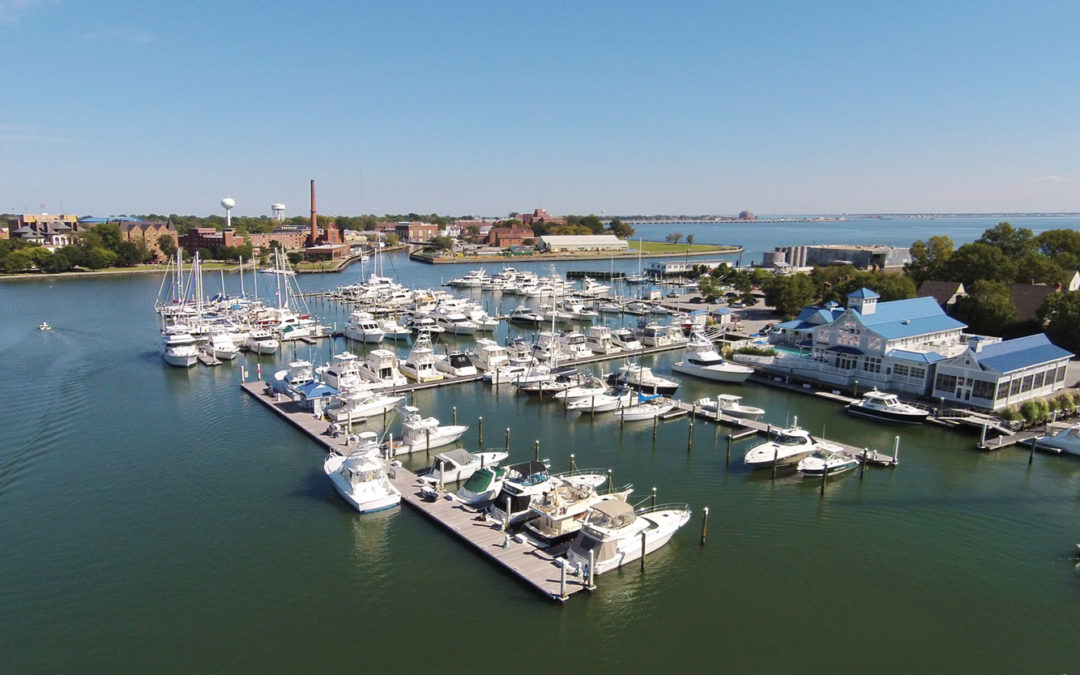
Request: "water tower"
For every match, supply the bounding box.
[271,202,286,222]
[221,196,236,229]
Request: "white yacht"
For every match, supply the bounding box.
[638,322,672,347]
[671,332,753,383]
[508,305,544,326]
[1032,424,1080,457]
[566,387,633,413]
[611,363,680,395]
[244,329,279,355]
[39,321,52,331]
[448,268,487,288]
[209,332,240,361]
[845,389,929,424]
[744,419,843,468]
[558,331,593,360]
[270,360,315,396]
[613,394,676,421]
[161,331,199,367]
[564,498,691,576]
[610,327,643,352]
[552,377,609,403]
[345,311,386,344]
[422,448,509,485]
[486,461,557,525]
[390,406,469,454]
[378,317,412,341]
[323,437,401,513]
[434,352,478,377]
[578,277,611,298]
[358,349,409,389]
[473,338,511,371]
[693,394,765,419]
[325,389,406,423]
[797,449,860,476]
[399,332,443,382]
[523,485,634,549]
[432,309,478,336]
[321,352,366,391]
[585,325,622,355]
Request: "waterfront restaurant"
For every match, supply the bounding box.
[763,288,1072,410]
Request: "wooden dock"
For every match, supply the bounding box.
[240,380,590,602]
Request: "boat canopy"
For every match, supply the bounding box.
[589,499,636,528]
[437,448,475,466]
[508,461,549,477]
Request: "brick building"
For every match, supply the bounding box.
[116,219,177,260]
[249,231,307,251]
[520,208,566,227]
[179,227,242,254]
[486,226,533,248]
[395,222,438,242]
[8,213,81,250]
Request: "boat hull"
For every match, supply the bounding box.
[845,404,928,424]
[671,361,752,383]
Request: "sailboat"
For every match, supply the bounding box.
[626,237,648,284]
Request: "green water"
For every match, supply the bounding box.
[3,262,1080,673]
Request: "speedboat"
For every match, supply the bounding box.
[552,376,609,403]
[610,363,680,395]
[488,463,609,526]
[422,448,509,485]
[244,329,279,355]
[1031,424,1080,457]
[399,331,444,382]
[523,484,634,549]
[161,331,199,367]
[564,498,691,576]
[455,466,507,506]
[323,435,401,513]
[744,419,842,468]
[797,449,860,476]
[432,309,478,336]
[434,352,478,377]
[566,387,633,413]
[671,332,753,383]
[693,394,765,419]
[38,321,52,331]
[391,406,469,455]
[845,389,929,424]
[508,305,544,326]
[517,368,585,397]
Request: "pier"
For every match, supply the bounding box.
[240,380,591,601]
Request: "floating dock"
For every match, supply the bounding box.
[240,380,590,602]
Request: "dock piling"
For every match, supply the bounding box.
[651,486,657,510]
[607,468,612,492]
[820,462,828,495]
[726,433,733,466]
[535,440,540,462]
[860,450,866,479]
[452,406,457,426]
[560,564,567,600]
[588,549,597,590]
[979,423,987,449]
[1030,436,1037,465]
[652,414,658,439]
[570,453,576,474]
[478,416,483,448]
[640,531,647,571]
[700,506,709,546]
[894,436,900,465]
[505,428,510,452]
[688,405,695,451]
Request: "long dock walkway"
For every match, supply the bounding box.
[240,380,589,601]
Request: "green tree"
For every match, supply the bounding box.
[3,250,31,273]
[465,225,480,242]
[1036,229,1080,259]
[157,234,177,258]
[686,234,695,245]
[1037,291,1080,355]
[608,218,634,239]
[383,233,400,247]
[763,274,816,318]
[905,235,954,284]
[43,250,72,273]
[577,215,605,235]
[698,275,723,301]
[977,222,1036,260]
[942,242,1015,287]
[91,222,123,251]
[951,280,1019,336]
[286,252,303,266]
[665,232,683,244]
[83,246,117,270]
[115,241,149,266]
[430,235,454,251]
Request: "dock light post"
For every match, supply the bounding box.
[535,440,540,462]
[651,486,657,510]
[570,454,576,473]
[478,416,483,448]
[505,428,510,452]
[853,379,859,397]
[452,406,457,425]
[700,507,709,546]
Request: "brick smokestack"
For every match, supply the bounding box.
[309,179,318,246]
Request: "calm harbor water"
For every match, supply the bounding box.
[3,216,1080,672]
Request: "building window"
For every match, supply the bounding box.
[910,367,925,380]
[861,357,881,373]
[972,380,996,400]
[997,382,1009,400]
[1010,379,1022,396]
[894,364,909,378]
[1034,372,1045,389]
[1057,365,1068,383]
[1021,375,1034,392]
[936,373,957,392]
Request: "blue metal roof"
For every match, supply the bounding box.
[295,381,340,399]
[974,334,1073,373]
[848,287,880,299]
[858,297,967,339]
[885,349,947,364]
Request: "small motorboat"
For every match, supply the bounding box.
[693,394,765,419]
[797,449,860,476]
[38,321,52,331]
[845,389,929,424]
[614,393,676,421]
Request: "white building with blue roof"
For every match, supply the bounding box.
[762,288,1072,409]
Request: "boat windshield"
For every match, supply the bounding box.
[772,431,808,446]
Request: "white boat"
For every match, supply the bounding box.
[432,309,478,336]
[845,389,929,424]
[473,338,511,371]
[693,394,765,419]
[455,466,507,506]
[564,498,691,576]
[38,321,52,331]
[638,321,671,347]
[323,438,401,513]
[585,325,622,355]
[399,332,444,382]
[325,389,406,423]
[345,311,386,343]
[671,332,753,383]
[422,448,509,485]
[517,368,585,397]
[270,360,315,396]
[486,461,558,525]
[611,363,680,395]
[552,377,609,403]
[523,484,634,549]
[797,449,860,476]
[391,406,469,454]
[483,363,533,385]
[744,419,843,468]
[558,331,593,360]
[448,268,487,288]
[161,331,199,367]
[614,394,676,421]
[379,317,412,341]
[358,349,409,389]
[434,352,478,377]
[209,332,240,361]
[321,352,365,391]
[610,327,643,352]
[245,329,279,355]
[1031,424,1080,457]
[578,277,610,298]
[404,316,445,335]
[508,305,544,326]
[566,387,633,413]
[597,300,623,314]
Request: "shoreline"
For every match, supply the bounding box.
[408,246,743,265]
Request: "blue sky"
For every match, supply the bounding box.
[3,0,1079,217]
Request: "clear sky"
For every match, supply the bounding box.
[4,0,1079,218]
